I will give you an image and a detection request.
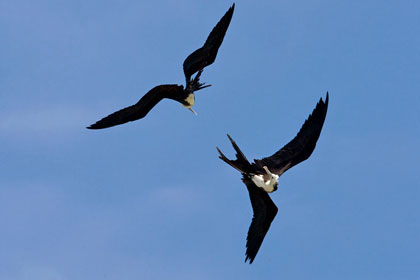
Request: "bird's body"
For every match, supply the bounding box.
[217,93,329,263]
[251,167,280,193]
[87,4,234,130]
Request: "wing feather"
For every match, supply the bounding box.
[183,4,234,83]
[87,84,183,129]
[255,93,329,174]
[243,177,278,264]
[203,3,235,52]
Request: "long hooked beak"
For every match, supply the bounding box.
[188,107,197,116]
[263,166,274,177]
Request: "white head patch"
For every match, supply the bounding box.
[182,93,195,108]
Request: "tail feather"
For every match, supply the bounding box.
[186,69,211,93]
[217,134,253,174]
[217,147,244,173]
[227,134,250,163]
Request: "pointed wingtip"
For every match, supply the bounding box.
[229,3,235,18]
[318,91,329,107]
[86,123,100,130]
[224,3,235,19]
[245,255,254,264]
[324,91,329,108]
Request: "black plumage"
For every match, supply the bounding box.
[217,93,329,263]
[87,4,234,130]
[87,73,205,129]
[183,3,235,84]
[243,177,278,264]
[88,85,186,129]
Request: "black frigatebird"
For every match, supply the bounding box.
[217,93,329,264]
[87,4,235,129]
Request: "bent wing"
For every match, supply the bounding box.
[87,84,183,129]
[243,177,278,264]
[183,4,234,83]
[255,93,329,174]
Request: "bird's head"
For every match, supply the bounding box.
[181,70,211,116]
[181,93,197,115]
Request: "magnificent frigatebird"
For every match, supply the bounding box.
[217,93,329,264]
[87,4,234,129]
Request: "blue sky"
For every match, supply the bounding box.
[1,0,419,279]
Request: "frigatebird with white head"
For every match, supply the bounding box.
[217,93,329,264]
[87,4,235,129]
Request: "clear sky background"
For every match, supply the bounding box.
[1,0,419,279]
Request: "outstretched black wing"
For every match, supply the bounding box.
[87,84,184,129]
[243,177,278,264]
[183,3,235,84]
[255,93,329,175]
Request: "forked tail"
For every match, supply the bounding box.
[186,69,211,93]
[217,134,253,174]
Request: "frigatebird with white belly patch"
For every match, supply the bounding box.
[217,93,329,264]
[87,4,234,129]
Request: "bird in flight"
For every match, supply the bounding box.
[216,93,329,264]
[87,3,235,129]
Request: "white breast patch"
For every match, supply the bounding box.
[251,174,279,193]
